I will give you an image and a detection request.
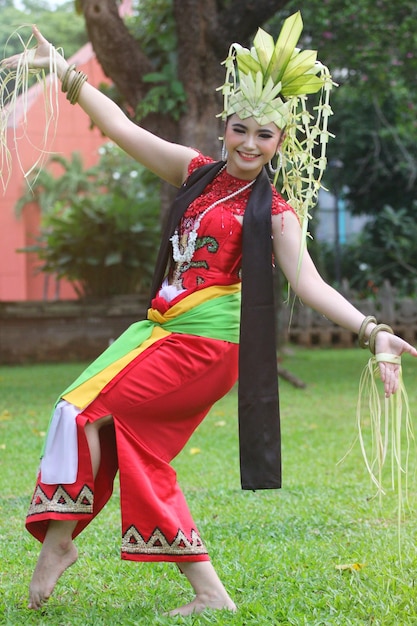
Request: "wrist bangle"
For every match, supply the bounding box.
[66,70,88,105]
[375,353,401,365]
[368,323,394,355]
[61,63,76,93]
[358,315,377,349]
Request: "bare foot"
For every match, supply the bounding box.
[166,593,237,616]
[28,538,78,609]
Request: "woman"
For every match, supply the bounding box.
[2,13,416,617]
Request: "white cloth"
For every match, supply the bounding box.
[158,278,186,302]
[40,400,80,485]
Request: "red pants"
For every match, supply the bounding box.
[26,334,239,562]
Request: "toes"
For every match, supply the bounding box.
[28,589,45,610]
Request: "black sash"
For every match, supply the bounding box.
[150,161,281,490]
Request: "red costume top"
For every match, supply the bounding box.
[153,153,295,312]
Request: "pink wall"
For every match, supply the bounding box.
[0,45,111,301]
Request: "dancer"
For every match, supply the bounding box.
[1,12,415,616]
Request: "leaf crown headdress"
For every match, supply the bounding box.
[218,11,335,231]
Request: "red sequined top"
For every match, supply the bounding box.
[159,153,295,306]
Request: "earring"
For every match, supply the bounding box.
[268,151,283,176]
[221,141,228,161]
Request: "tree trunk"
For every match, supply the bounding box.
[80,0,291,156]
[80,0,153,110]
[173,0,224,158]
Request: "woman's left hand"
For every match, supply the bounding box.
[375,331,417,397]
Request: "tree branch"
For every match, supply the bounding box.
[79,0,154,111]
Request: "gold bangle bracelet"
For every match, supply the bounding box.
[66,71,88,105]
[66,71,84,102]
[358,315,377,349]
[368,323,394,355]
[61,63,76,93]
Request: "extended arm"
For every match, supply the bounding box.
[1,26,197,187]
[272,211,417,396]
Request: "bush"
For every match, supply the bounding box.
[316,203,417,297]
[19,144,161,298]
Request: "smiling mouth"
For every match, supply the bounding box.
[238,151,260,160]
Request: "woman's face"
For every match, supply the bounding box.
[223,114,283,180]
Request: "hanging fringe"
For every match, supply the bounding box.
[356,355,413,499]
[340,353,415,557]
[0,27,60,193]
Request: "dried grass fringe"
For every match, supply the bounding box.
[0,27,60,193]
[340,356,415,556]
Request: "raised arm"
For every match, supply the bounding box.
[1,26,197,187]
[272,211,417,396]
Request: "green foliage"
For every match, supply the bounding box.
[2,349,417,623]
[17,144,161,298]
[327,88,416,215]
[318,202,417,296]
[126,0,176,56]
[268,1,417,294]
[281,0,417,94]
[269,1,417,216]
[0,1,87,59]
[15,152,95,216]
[125,0,187,121]
[136,62,186,121]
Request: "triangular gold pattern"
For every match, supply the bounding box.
[27,484,94,517]
[122,526,207,556]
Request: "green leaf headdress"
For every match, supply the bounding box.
[218,11,335,233]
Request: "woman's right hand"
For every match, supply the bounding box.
[1,23,196,186]
[1,25,66,76]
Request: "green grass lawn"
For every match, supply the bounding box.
[1,347,417,625]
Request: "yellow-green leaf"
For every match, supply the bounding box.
[253,28,275,74]
[267,11,303,83]
[283,49,318,83]
[335,563,366,572]
[281,74,324,96]
[236,50,261,76]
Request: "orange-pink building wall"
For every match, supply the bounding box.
[0,44,111,301]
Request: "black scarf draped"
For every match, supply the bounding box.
[150,161,281,490]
